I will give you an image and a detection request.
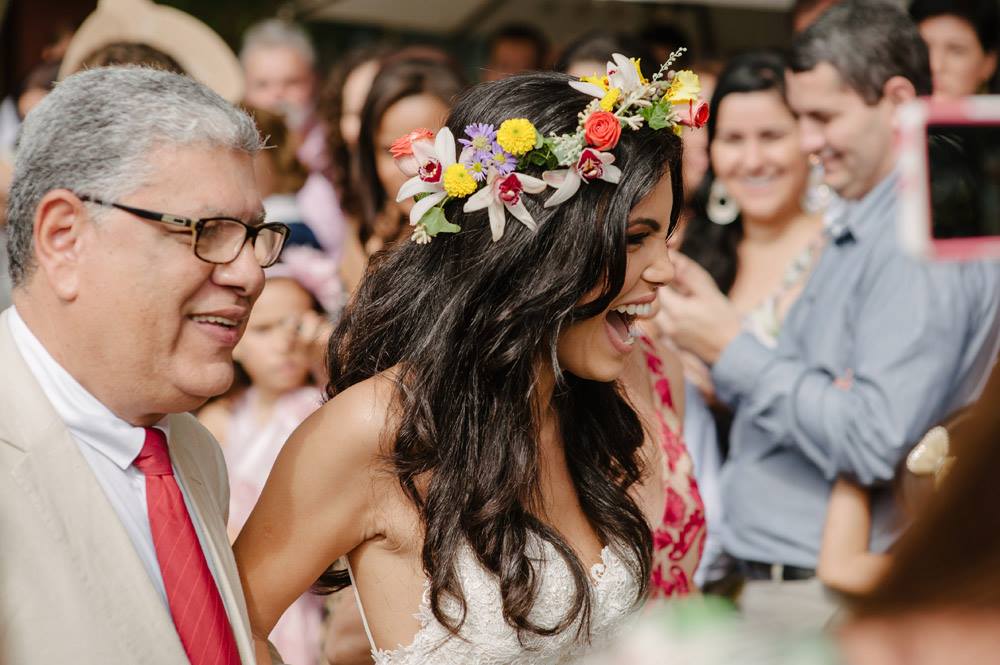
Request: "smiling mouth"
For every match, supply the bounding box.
[606,308,639,346]
[190,315,239,328]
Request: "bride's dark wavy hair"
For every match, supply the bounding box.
[318,70,682,642]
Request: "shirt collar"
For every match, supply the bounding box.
[7,306,169,470]
[826,170,899,244]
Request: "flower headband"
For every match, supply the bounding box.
[391,49,708,244]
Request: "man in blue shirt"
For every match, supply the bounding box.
[661,0,1000,629]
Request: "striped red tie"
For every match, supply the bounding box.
[134,427,241,665]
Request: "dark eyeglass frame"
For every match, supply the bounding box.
[76,194,290,268]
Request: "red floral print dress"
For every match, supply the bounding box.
[640,336,707,598]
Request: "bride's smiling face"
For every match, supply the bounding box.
[556,172,675,382]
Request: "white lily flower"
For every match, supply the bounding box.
[463,167,547,241]
[542,148,622,208]
[568,52,643,99]
[395,126,458,226]
[607,53,643,94]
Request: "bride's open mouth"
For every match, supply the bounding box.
[604,306,641,353]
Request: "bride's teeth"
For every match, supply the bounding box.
[192,315,237,327]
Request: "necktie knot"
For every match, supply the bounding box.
[134,427,173,477]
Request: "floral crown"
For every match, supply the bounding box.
[390,49,708,244]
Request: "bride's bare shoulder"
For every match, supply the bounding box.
[289,368,402,467]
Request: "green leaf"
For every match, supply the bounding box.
[419,206,461,237]
[413,192,430,202]
[534,128,544,150]
[642,101,672,131]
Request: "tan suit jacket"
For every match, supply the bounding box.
[0,308,259,665]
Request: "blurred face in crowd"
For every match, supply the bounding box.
[374,93,450,219]
[919,15,997,99]
[243,45,316,116]
[710,89,809,223]
[340,59,380,149]
[25,144,265,423]
[485,38,542,81]
[787,62,903,201]
[233,277,313,397]
[557,173,675,383]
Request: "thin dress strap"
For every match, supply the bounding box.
[345,558,378,654]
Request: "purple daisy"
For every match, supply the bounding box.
[459,123,497,158]
[488,145,518,176]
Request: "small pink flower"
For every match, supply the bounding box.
[542,148,622,208]
[678,100,709,129]
[576,148,607,182]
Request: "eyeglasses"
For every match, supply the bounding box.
[77,195,290,268]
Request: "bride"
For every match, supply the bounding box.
[235,58,704,663]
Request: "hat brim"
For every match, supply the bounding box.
[58,0,244,103]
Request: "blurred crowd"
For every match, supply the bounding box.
[2,0,1000,663]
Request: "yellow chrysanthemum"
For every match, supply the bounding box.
[443,163,477,198]
[496,118,537,155]
[581,74,609,91]
[665,70,701,105]
[631,58,648,85]
[600,87,621,111]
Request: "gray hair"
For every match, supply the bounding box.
[240,19,316,67]
[6,66,262,287]
[790,0,932,104]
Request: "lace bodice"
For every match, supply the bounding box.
[352,540,641,665]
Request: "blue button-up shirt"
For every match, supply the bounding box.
[712,173,1000,568]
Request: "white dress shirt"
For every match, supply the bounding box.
[7,306,224,606]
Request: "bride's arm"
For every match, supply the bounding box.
[233,376,393,664]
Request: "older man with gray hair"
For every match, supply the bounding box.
[0,66,289,664]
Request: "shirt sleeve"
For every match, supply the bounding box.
[711,254,969,486]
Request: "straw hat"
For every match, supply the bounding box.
[58,0,244,103]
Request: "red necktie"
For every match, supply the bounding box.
[134,427,241,665]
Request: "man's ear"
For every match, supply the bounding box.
[882,75,918,107]
[32,189,91,301]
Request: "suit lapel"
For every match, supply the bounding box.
[167,416,258,665]
[0,310,187,663]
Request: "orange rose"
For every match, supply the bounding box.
[389,128,434,158]
[583,111,622,151]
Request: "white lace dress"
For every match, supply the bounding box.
[348,540,641,664]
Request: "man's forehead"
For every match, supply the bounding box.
[786,63,855,107]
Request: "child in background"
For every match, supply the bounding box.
[199,251,341,665]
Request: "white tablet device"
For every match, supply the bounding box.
[898,96,1000,261]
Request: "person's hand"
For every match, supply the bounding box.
[658,251,742,365]
[294,310,334,386]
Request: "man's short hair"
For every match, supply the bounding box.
[5,66,262,287]
[240,18,316,67]
[909,0,999,53]
[791,0,933,103]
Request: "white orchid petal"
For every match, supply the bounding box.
[397,177,440,202]
[435,126,457,165]
[411,139,437,164]
[506,200,537,232]
[543,169,582,207]
[487,201,507,241]
[409,191,446,226]
[601,164,622,184]
[568,80,606,98]
[542,169,569,188]
[598,151,617,165]
[516,173,547,194]
[611,53,640,91]
[463,185,494,212]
